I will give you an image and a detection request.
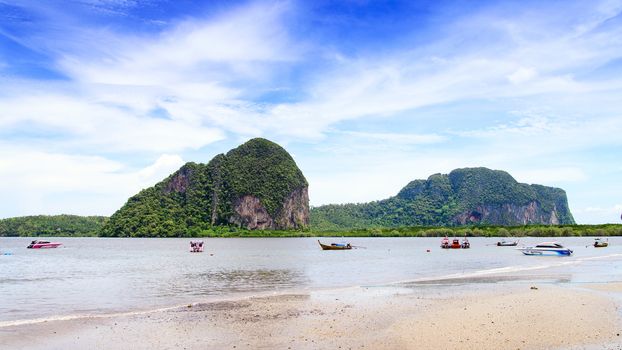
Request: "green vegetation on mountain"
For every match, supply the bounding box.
[0,213,620,237]
[307,224,622,237]
[311,167,575,230]
[101,138,309,237]
[224,139,308,216]
[0,215,107,237]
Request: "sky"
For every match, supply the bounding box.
[1,0,621,224]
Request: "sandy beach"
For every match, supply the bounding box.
[2,279,621,350]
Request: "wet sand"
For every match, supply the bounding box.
[2,280,622,350]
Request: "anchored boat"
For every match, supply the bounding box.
[318,240,352,250]
[190,240,204,253]
[441,236,450,249]
[593,238,608,248]
[461,237,470,249]
[497,239,518,246]
[517,242,573,256]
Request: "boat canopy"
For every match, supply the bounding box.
[535,242,564,248]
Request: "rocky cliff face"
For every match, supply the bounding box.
[446,167,574,226]
[101,138,309,237]
[230,195,274,230]
[453,202,561,225]
[274,186,310,229]
[310,167,575,229]
[229,186,309,230]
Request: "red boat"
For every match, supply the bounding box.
[27,240,62,249]
[450,239,462,249]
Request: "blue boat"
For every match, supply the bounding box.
[517,242,573,256]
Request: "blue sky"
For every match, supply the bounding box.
[1,0,622,223]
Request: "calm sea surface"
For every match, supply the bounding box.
[1,236,622,323]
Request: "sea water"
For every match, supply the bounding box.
[1,236,621,324]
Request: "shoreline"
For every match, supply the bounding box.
[3,223,622,239]
[2,280,621,350]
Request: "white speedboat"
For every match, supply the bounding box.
[517,242,573,256]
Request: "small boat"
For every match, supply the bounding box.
[441,236,450,249]
[517,242,573,256]
[461,237,470,249]
[450,238,462,249]
[318,240,352,250]
[593,238,608,248]
[190,240,204,253]
[27,240,62,249]
[497,239,518,246]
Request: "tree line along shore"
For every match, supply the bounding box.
[1,215,621,238]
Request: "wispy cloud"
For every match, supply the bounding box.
[1,0,622,222]
[0,2,297,154]
[0,91,225,153]
[337,131,446,145]
[59,2,297,86]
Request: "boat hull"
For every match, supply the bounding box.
[519,248,573,256]
[497,242,518,246]
[441,238,469,249]
[27,243,62,249]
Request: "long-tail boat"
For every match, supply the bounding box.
[318,240,352,250]
[497,239,518,246]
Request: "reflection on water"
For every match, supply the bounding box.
[401,274,572,286]
[171,269,307,295]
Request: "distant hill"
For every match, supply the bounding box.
[0,215,107,237]
[101,138,309,237]
[311,167,575,230]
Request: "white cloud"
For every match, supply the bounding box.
[2,0,622,225]
[512,168,588,185]
[0,93,225,152]
[573,204,622,224]
[59,2,296,87]
[137,154,185,183]
[0,147,186,218]
[508,67,538,84]
[0,2,296,155]
[338,131,446,145]
[251,1,622,141]
[582,205,622,213]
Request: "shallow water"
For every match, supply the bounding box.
[1,236,621,323]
